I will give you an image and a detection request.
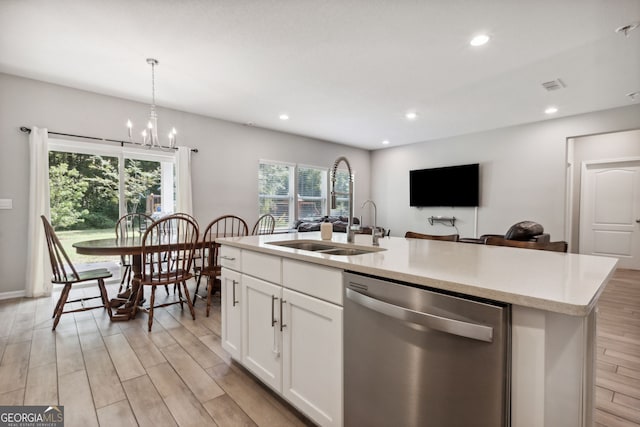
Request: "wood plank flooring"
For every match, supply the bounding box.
[596,268,640,427]
[0,269,638,426]
[0,280,312,427]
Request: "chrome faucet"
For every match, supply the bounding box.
[329,156,355,243]
[361,200,382,246]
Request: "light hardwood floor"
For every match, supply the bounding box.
[0,269,638,426]
[596,268,640,427]
[0,280,312,427]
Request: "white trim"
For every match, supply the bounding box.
[259,158,296,168]
[582,156,640,167]
[0,290,26,300]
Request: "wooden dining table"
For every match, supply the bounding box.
[73,235,214,320]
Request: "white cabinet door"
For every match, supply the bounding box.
[282,288,343,427]
[221,268,242,360]
[242,275,283,391]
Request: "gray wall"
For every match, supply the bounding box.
[371,104,640,242]
[0,73,370,295]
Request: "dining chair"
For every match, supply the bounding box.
[41,215,112,331]
[484,236,568,252]
[161,213,201,295]
[404,231,459,242]
[132,214,199,331]
[193,215,248,316]
[115,212,153,295]
[251,214,276,235]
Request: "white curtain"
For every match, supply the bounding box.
[25,127,52,297]
[175,146,193,216]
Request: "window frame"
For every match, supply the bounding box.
[48,138,176,218]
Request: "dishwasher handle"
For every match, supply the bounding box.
[346,288,494,343]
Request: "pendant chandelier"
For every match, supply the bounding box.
[126,58,177,149]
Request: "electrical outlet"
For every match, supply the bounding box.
[0,199,13,209]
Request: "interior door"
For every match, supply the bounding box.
[580,161,640,269]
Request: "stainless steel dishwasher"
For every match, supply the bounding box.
[344,272,510,427]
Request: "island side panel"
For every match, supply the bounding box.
[512,306,595,427]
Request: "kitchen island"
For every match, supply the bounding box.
[217,232,617,427]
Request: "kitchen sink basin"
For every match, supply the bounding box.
[269,241,338,252]
[320,248,373,256]
[267,240,385,256]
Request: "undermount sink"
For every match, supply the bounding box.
[270,241,338,252]
[267,240,385,256]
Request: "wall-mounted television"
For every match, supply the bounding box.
[409,163,479,207]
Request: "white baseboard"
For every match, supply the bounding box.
[0,290,26,300]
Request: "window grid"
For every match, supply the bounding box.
[259,161,353,230]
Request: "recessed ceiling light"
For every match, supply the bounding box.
[545,106,558,115]
[381,140,390,145]
[279,114,289,121]
[470,34,490,47]
[405,111,418,120]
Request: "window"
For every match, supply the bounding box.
[259,162,294,230]
[259,160,353,230]
[331,169,352,217]
[48,138,175,266]
[298,165,327,219]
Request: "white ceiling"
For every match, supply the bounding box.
[1,0,639,150]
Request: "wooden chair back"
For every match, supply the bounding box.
[404,231,459,242]
[252,214,276,235]
[140,214,200,286]
[484,236,568,252]
[115,213,154,240]
[41,215,80,283]
[201,215,249,271]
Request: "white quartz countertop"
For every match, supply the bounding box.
[217,232,618,316]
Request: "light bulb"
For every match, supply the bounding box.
[470,34,490,47]
[147,121,153,129]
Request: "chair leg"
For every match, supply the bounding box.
[165,285,169,296]
[192,273,204,306]
[206,276,212,318]
[177,283,184,310]
[97,279,113,320]
[52,286,65,318]
[52,284,71,331]
[148,285,156,332]
[131,279,143,319]
[181,281,196,321]
[118,264,131,293]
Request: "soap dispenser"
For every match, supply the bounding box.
[321,219,333,240]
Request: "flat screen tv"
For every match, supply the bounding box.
[409,163,479,207]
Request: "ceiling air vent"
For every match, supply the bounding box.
[542,79,566,91]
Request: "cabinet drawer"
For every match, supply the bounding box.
[283,259,343,305]
[220,245,241,271]
[243,250,282,284]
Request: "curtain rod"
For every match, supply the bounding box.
[19,127,198,153]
